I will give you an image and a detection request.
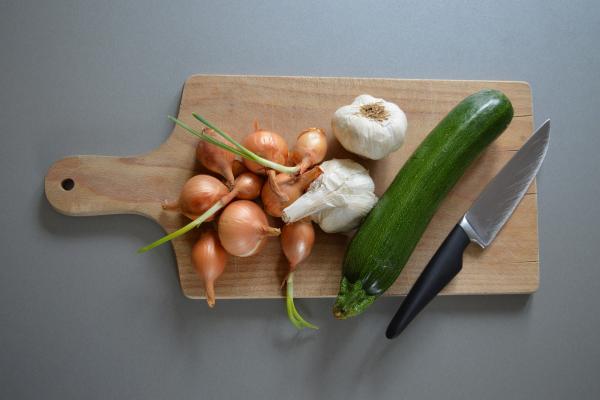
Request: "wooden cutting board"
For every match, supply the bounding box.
[45,75,538,300]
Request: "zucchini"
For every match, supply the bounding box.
[333,89,514,319]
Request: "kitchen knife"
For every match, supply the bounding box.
[386,120,550,339]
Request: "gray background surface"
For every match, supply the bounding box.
[1,0,599,399]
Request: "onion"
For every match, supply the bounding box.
[171,114,300,175]
[231,159,247,177]
[218,200,280,257]
[289,128,328,174]
[192,228,228,308]
[281,219,315,272]
[240,123,297,199]
[162,175,228,220]
[268,127,326,200]
[261,166,322,218]
[196,128,237,187]
[232,172,263,200]
[139,172,263,253]
[242,122,289,175]
[281,219,318,330]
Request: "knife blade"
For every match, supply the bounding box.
[386,120,550,339]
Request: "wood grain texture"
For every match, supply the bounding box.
[45,75,538,300]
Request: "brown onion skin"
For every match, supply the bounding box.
[231,159,247,177]
[242,128,289,174]
[261,166,322,217]
[261,174,298,217]
[217,200,280,257]
[233,172,263,200]
[281,219,315,271]
[210,171,265,213]
[196,128,236,186]
[289,128,328,174]
[192,228,228,308]
[163,175,228,220]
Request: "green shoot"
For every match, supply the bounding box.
[168,116,246,158]
[137,201,223,253]
[285,272,318,330]
[192,113,248,153]
[174,114,299,175]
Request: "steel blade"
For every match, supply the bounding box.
[459,120,550,248]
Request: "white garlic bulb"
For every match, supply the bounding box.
[282,159,378,233]
[332,94,407,160]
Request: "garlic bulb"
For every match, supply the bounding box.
[332,94,407,160]
[282,159,378,233]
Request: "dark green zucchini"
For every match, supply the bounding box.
[333,89,514,319]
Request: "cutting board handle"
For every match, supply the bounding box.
[44,152,183,218]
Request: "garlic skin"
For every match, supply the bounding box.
[332,94,407,160]
[282,159,378,233]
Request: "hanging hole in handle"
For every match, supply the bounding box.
[61,178,75,191]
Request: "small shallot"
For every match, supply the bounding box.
[231,159,247,177]
[281,219,315,273]
[242,122,292,199]
[289,128,328,174]
[162,174,228,220]
[281,219,317,329]
[231,172,263,200]
[192,228,228,308]
[261,166,323,218]
[138,172,263,253]
[242,121,289,175]
[170,114,299,175]
[196,128,237,186]
[218,200,280,257]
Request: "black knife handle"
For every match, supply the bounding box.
[386,224,471,339]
